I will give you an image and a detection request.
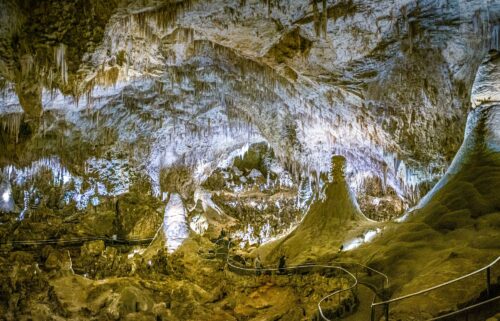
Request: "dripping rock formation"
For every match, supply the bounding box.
[0,1,499,320]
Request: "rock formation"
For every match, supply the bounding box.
[350,50,500,320]
[0,1,499,320]
[261,155,375,262]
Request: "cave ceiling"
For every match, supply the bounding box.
[1,0,499,203]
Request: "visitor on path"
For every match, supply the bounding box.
[278,255,286,275]
[254,255,262,276]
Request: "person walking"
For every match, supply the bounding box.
[254,254,262,276]
[278,255,286,275]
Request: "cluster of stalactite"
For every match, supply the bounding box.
[5,4,307,114]
[191,40,296,94]
[290,0,358,39]
[0,1,196,115]
[153,35,404,191]
[15,45,70,94]
[125,0,195,36]
[0,0,121,116]
[78,66,122,108]
[311,0,328,38]
[3,37,407,206]
[0,113,23,144]
[1,0,465,210]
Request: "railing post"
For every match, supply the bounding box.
[486,267,491,298]
[384,303,389,321]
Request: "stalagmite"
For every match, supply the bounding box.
[162,193,190,253]
[0,1,498,319]
[322,0,327,38]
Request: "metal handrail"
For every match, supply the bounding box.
[222,240,388,321]
[318,268,358,321]
[323,260,390,318]
[372,256,500,306]
[226,256,358,320]
[0,236,155,245]
[198,238,228,260]
[2,236,388,319]
[426,295,500,320]
[370,256,500,321]
[333,261,389,288]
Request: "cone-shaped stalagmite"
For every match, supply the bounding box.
[313,155,367,224]
[262,155,371,262]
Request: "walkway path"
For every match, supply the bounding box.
[343,284,375,321]
[215,239,387,321]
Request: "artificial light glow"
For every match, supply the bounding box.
[342,228,382,251]
[2,191,10,202]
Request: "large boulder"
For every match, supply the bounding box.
[81,240,105,257]
[44,249,74,275]
[116,192,162,240]
[117,286,154,316]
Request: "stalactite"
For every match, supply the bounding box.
[0,113,23,143]
[311,0,320,38]
[124,0,195,42]
[20,54,34,78]
[492,25,499,50]
[322,0,327,38]
[54,44,68,85]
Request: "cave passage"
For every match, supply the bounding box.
[0,1,499,320]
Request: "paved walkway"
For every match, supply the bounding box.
[342,284,374,321]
